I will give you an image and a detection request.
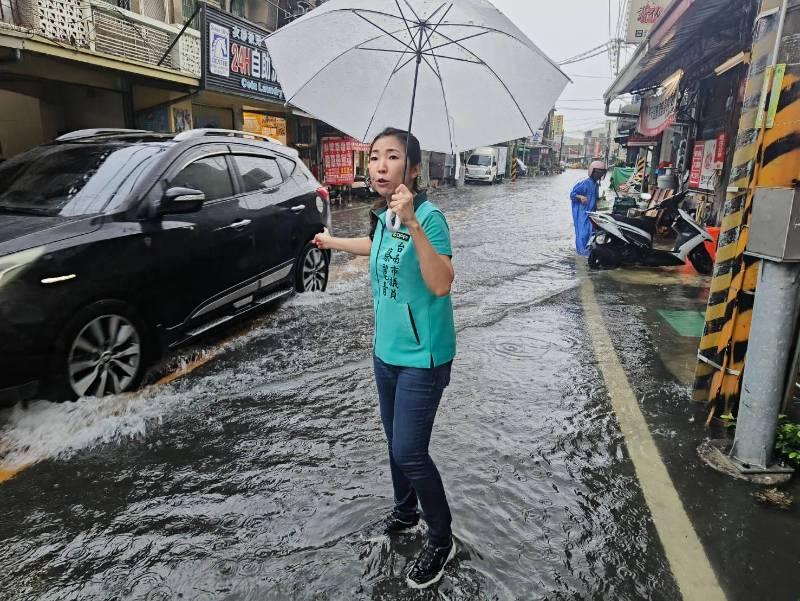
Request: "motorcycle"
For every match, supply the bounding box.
[586,190,715,275]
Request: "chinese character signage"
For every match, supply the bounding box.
[625,0,668,44]
[689,142,704,188]
[699,139,718,191]
[715,132,728,170]
[689,140,718,191]
[323,137,355,185]
[551,114,564,140]
[201,4,284,103]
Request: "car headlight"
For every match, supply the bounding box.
[485,169,492,175]
[0,246,45,288]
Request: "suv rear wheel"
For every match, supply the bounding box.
[49,301,149,400]
[295,242,329,292]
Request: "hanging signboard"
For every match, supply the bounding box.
[625,0,669,44]
[715,132,728,170]
[201,4,284,103]
[550,114,564,140]
[637,71,681,137]
[699,139,718,191]
[688,141,704,189]
[323,137,355,186]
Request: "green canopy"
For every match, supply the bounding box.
[611,166,634,189]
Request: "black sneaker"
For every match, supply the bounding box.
[382,510,419,535]
[406,537,456,589]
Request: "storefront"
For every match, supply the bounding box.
[0,29,199,158]
[134,3,323,169]
[604,0,757,226]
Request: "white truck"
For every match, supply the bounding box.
[465,145,508,184]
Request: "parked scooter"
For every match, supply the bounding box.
[586,190,715,275]
[609,181,641,215]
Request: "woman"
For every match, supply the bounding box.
[313,128,456,590]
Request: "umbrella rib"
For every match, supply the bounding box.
[428,22,568,77]
[427,46,456,157]
[390,51,441,82]
[362,50,408,142]
[422,1,449,27]
[400,0,423,23]
[426,30,491,53]
[283,21,416,105]
[359,47,462,70]
[428,27,539,137]
[354,10,418,54]
[421,2,453,50]
[393,0,417,47]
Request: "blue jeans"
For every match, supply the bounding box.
[373,354,453,547]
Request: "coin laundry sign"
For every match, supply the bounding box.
[201,4,284,102]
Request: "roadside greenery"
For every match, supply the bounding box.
[716,414,800,468]
[775,416,800,468]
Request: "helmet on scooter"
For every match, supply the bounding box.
[588,160,607,177]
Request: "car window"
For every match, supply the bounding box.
[171,156,234,202]
[467,155,491,167]
[232,155,283,193]
[276,156,296,178]
[0,143,165,216]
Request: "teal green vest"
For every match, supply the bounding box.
[370,194,456,368]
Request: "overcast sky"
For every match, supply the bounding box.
[490,0,636,138]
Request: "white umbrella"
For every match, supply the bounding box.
[265,0,570,156]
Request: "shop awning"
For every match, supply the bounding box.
[605,0,744,101]
[625,134,660,147]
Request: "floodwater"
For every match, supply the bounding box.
[0,172,680,600]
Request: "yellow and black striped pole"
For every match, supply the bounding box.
[693,0,800,420]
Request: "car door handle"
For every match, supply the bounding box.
[216,219,251,232]
[290,205,306,213]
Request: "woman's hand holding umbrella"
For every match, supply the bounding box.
[388,184,416,231]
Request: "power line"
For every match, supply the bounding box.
[558,42,609,65]
[560,47,611,66]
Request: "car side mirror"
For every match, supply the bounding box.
[159,187,205,215]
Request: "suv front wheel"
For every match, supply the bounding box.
[49,301,149,400]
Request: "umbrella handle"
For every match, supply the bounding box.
[385,208,402,232]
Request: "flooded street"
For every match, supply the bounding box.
[0,171,770,601]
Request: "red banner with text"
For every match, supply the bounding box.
[323,137,355,186]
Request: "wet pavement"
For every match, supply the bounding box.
[0,171,798,600]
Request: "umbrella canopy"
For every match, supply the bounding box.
[265,0,570,154]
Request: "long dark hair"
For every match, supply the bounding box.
[368,127,422,236]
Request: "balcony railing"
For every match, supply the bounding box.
[0,0,201,77]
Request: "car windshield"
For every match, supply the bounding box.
[468,155,492,166]
[0,142,166,216]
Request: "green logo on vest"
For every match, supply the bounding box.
[392,232,410,241]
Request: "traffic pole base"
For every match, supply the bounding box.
[697,439,793,485]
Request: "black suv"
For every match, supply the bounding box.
[0,128,331,403]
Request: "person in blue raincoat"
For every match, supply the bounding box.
[569,160,606,255]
